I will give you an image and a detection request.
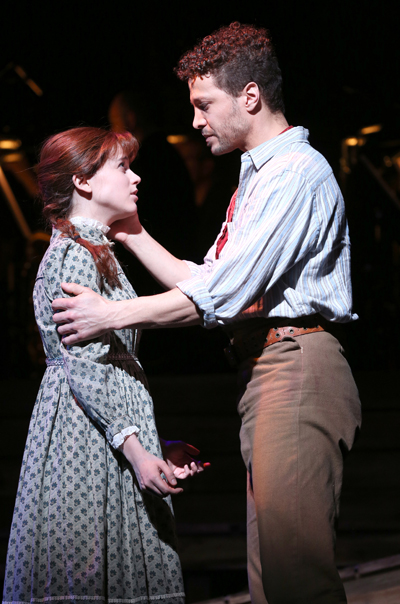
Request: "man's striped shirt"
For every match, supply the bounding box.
[177,126,357,328]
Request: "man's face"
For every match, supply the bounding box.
[189,75,248,155]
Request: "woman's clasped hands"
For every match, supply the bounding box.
[120,435,209,498]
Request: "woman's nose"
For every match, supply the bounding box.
[130,170,141,184]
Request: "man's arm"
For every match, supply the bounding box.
[53,285,202,345]
[110,216,191,290]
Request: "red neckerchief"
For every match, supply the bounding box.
[215,126,293,259]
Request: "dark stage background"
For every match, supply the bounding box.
[1,0,400,375]
[1,1,400,601]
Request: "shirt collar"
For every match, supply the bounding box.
[242,126,309,171]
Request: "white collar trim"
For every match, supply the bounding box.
[69,216,110,234]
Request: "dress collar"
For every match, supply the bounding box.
[69,216,111,234]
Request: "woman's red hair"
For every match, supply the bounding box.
[37,127,139,290]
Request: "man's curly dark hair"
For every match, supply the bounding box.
[175,22,285,114]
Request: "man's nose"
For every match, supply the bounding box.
[192,108,206,130]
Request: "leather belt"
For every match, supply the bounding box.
[224,317,327,367]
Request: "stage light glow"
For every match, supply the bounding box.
[1,152,24,163]
[345,137,366,147]
[0,139,22,150]
[167,135,189,144]
[360,124,382,135]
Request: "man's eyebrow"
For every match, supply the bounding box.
[116,155,129,162]
[191,96,208,106]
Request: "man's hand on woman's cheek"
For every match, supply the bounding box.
[52,283,112,345]
[109,214,142,244]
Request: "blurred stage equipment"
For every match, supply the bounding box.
[339,122,400,370]
[0,62,43,97]
[340,123,400,212]
[0,63,49,377]
[0,138,49,243]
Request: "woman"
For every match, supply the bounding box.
[3,127,201,604]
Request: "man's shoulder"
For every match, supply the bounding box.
[275,138,334,187]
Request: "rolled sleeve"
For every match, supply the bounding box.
[177,273,218,328]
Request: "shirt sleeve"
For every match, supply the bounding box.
[43,238,141,447]
[177,169,320,327]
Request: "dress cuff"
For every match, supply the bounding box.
[106,414,140,448]
[110,425,140,449]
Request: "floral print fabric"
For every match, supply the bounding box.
[2,222,184,604]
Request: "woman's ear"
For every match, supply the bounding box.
[72,174,91,194]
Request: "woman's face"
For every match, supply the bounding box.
[85,147,140,225]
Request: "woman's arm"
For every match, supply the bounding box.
[121,435,183,497]
[42,240,183,496]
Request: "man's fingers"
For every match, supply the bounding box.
[61,282,88,295]
[60,333,81,346]
[52,299,75,312]
[51,284,93,312]
[54,315,74,329]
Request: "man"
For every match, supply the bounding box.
[53,22,361,604]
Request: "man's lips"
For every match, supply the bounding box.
[203,133,215,146]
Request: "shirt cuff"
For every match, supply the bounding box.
[106,415,140,448]
[176,274,218,329]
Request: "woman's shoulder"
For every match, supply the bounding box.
[37,232,97,281]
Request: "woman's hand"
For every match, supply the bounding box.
[161,439,210,479]
[121,434,183,497]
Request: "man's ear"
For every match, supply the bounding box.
[242,82,261,112]
[72,174,91,194]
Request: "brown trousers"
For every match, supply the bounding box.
[237,331,361,604]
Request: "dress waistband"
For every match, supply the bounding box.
[46,353,139,367]
[46,357,64,366]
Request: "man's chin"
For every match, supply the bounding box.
[209,140,229,156]
[210,145,230,156]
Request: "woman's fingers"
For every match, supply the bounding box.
[140,459,183,497]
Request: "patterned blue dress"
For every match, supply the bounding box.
[2,218,185,604]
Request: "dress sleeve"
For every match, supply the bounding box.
[43,237,141,447]
[177,170,319,327]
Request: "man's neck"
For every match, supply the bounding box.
[241,110,289,152]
